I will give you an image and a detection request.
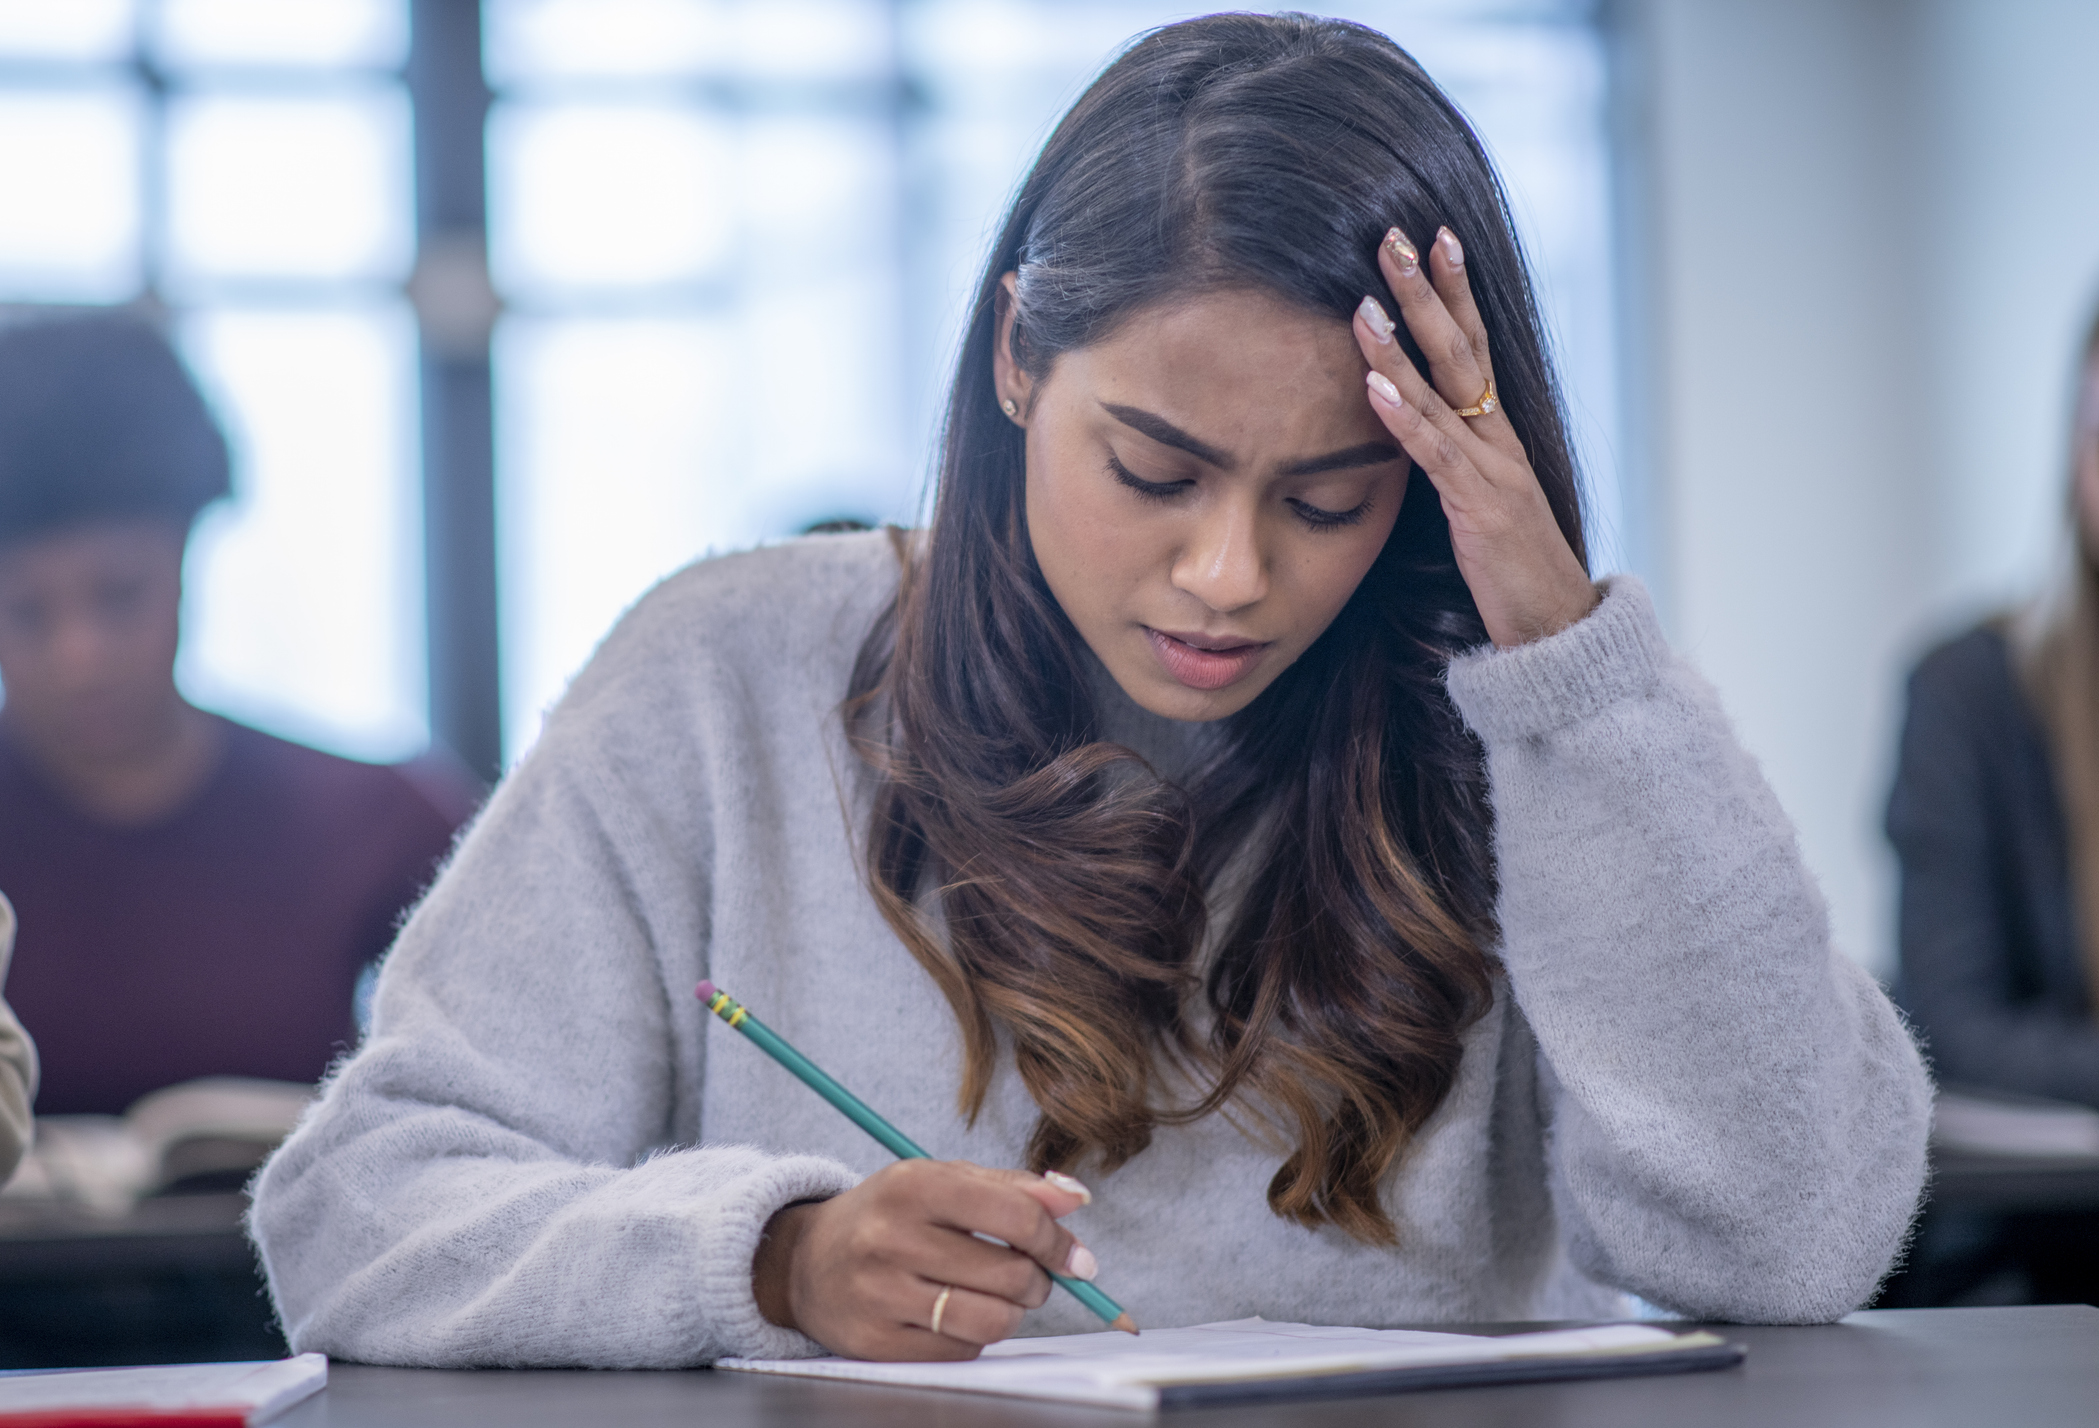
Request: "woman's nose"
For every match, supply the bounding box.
[1171,500,1268,614]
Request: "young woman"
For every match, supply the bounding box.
[1887,310,2099,1302]
[253,14,1929,1366]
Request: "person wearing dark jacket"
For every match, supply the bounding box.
[1887,310,2099,1304]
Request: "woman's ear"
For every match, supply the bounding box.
[991,272,1032,424]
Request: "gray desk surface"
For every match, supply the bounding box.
[273,1305,2097,1427]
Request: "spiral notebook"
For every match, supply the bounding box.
[719,1316,1743,1410]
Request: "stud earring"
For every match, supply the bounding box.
[1001,398,1019,417]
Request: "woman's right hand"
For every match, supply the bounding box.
[751,1159,1098,1360]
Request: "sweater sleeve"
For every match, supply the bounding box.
[1884,636,2099,1102]
[1444,577,1931,1324]
[0,893,37,1183]
[247,610,859,1368]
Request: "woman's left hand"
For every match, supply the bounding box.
[1352,225,1597,649]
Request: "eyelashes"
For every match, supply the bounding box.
[1289,495,1374,530]
[1107,454,1190,503]
[1106,454,1372,531]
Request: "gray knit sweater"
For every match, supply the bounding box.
[249,532,1930,1368]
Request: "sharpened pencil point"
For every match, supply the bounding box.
[1111,1314,1139,1335]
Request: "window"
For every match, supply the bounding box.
[0,0,424,762]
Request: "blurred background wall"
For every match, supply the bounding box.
[1,0,2096,979]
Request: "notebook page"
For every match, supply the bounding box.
[0,1355,327,1424]
[720,1317,1693,1410]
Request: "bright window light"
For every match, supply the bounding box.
[178,306,427,762]
[733,1,893,81]
[483,0,720,82]
[495,318,734,750]
[150,0,407,70]
[485,0,897,84]
[488,103,733,296]
[728,278,909,500]
[0,0,134,61]
[740,115,891,245]
[165,90,414,289]
[0,90,141,301]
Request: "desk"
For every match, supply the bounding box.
[273,1305,2096,1427]
[0,1194,280,1367]
[1871,1152,2099,1307]
[1932,1150,2099,1214]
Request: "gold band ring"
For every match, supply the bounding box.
[1454,378,1499,419]
[930,1284,954,1336]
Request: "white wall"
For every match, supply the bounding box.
[1615,0,2099,977]
[1912,0,2099,610]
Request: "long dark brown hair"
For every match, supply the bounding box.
[848,13,1586,1244]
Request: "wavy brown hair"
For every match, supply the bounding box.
[847,13,1586,1244]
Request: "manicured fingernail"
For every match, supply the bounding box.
[1383,227,1418,274]
[1437,227,1464,270]
[1066,1244,1099,1281]
[1367,371,1403,406]
[1356,296,1395,343]
[1042,1171,1092,1204]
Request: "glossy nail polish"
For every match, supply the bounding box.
[1367,371,1403,406]
[1356,295,1395,343]
[1066,1244,1100,1281]
[1043,1170,1093,1204]
[1438,227,1464,270]
[1383,227,1418,274]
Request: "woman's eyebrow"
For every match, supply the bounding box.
[1101,404,1401,477]
[1102,404,1234,467]
[1278,442,1404,477]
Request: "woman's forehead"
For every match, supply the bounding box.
[1051,289,1386,458]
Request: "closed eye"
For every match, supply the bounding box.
[1287,496,1374,530]
[1108,454,1193,502]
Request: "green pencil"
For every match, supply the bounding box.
[695,979,1138,1335]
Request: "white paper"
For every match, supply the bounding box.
[720,1316,1692,1410]
[0,1354,328,1424]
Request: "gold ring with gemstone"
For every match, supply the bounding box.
[1454,378,1498,419]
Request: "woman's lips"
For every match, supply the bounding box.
[1145,627,1271,691]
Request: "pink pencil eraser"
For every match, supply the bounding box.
[695,980,717,1002]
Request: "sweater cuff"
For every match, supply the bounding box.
[680,1149,860,1360]
[1443,576,1667,745]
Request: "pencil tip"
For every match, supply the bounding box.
[1112,1314,1139,1335]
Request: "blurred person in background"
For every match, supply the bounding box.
[0,311,477,1122]
[1887,307,2099,1305]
